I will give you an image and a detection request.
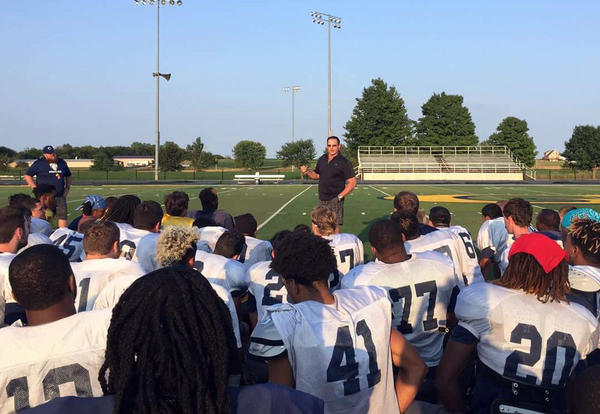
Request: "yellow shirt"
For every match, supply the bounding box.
[161,214,195,228]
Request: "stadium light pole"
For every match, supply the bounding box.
[135,0,181,181]
[310,11,341,137]
[283,86,301,142]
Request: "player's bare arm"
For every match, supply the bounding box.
[64,176,72,197]
[338,176,357,199]
[300,165,319,180]
[435,339,476,413]
[389,329,427,413]
[267,354,295,388]
[24,174,36,189]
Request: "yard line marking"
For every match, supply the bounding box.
[368,185,391,197]
[257,185,313,231]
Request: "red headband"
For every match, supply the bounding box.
[508,233,568,274]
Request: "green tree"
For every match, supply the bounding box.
[186,137,215,170]
[159,141,185,172]
[344,78,413,155]
[562,125,600,171]
[131,141,155,156]
[415,92,478,146]
[488,117,537,167]
[233,140,266,170]
[277,139,316,177]
[19,147,42,159]
[91,151,119,171]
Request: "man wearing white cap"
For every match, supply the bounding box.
[24,145,72,228]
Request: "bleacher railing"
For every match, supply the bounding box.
[357,146,536,180]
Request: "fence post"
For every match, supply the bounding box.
[106,169,109,181]
[221,169,224,182]
[135,169,138,180]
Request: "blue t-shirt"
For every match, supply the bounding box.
[26,157,71,197]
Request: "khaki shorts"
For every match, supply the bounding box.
[55,196,67,220]
[320,197,344,225]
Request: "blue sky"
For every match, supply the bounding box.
[1,0,598,157]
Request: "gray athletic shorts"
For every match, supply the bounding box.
[55,196,67,220]
[320,197,344,225]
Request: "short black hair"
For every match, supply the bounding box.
[271,230,292,254]
[391,211,420,240]
[270,232,336,286]
[504,198,533,227]
[199,187,218,211]
[0,207,27,244]
[133,201,164,231]
[429,206,451,227]
[164,191,189,217]
[369,220,405,256]
[234,213,257,236]
[9,244,73,310]
[393,191,419,215]
[8,194,36,210]
[293,224,311,235]
[32,184,55,199]
[214,231,245,259]
[481,203,503,219]
[327,136,340,144]
[536,209,560,231]
[193,216,217,229]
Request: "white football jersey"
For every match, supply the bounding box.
[0,253,17,305]
[342,252,457,367]
[241,236,273,269]
[249,286,399,414]
[440,226,484,286]
[0,309,112,413]
[455,282,599,388]
[323,233,364,284]
[476,217,508,263]
[18,233,52,255]
[405,232,464,288]
[210,282,242,348]
[194,250,248,294]
[133,232,160,273]
[115,223,151,261]
[70,258,145,312]
[246,261,288,323]
[92,275,140,311]
[30,217,52,237]
[197,225,227,251]
[49,228,85,262]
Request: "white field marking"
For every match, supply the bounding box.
[368,185,392,197]
[257,185,313,231]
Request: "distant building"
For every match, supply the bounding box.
[9,159,94,168]
[542,149,565,162]
[113,155,154,167]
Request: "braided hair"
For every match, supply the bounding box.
[99,266,240,414]
[102,195,141,225]
[569,218,600,266]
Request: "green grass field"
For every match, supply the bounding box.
[3,183,600,260]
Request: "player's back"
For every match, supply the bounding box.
[210,282,242,349]
[49,228,84,262]
[456,282,599,388]
[134,232,160,273]
[324,233,364,280]
[241,236,273,269]
[442,225,484,285]
[194,250,247,294]
[115,223,150,261]
[197,225,227,251]
[30,217,52,237]
[246,261,287,322]
[405,231,463,287]
[476,217,508,263]
[0,253,13,321]
[342,252,456,367]
[251,286,398,414]
[0,309,112,413]
[70,258,145,312]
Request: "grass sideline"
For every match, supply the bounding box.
[2,183,599,260]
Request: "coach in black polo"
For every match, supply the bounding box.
[24,145,72,228]
[301,136,357,225]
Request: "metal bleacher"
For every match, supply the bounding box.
[357,146,536,181]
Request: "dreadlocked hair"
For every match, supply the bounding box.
[99,266,240,414]
[569,218,600,266]
[495,252,570,303]
[102,195,141,225]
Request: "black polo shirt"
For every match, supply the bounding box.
[25,157,71,197]
[314,153,355,201]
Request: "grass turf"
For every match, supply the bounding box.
[2,183,600,260]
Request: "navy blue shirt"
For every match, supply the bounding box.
[26,157,71,197]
